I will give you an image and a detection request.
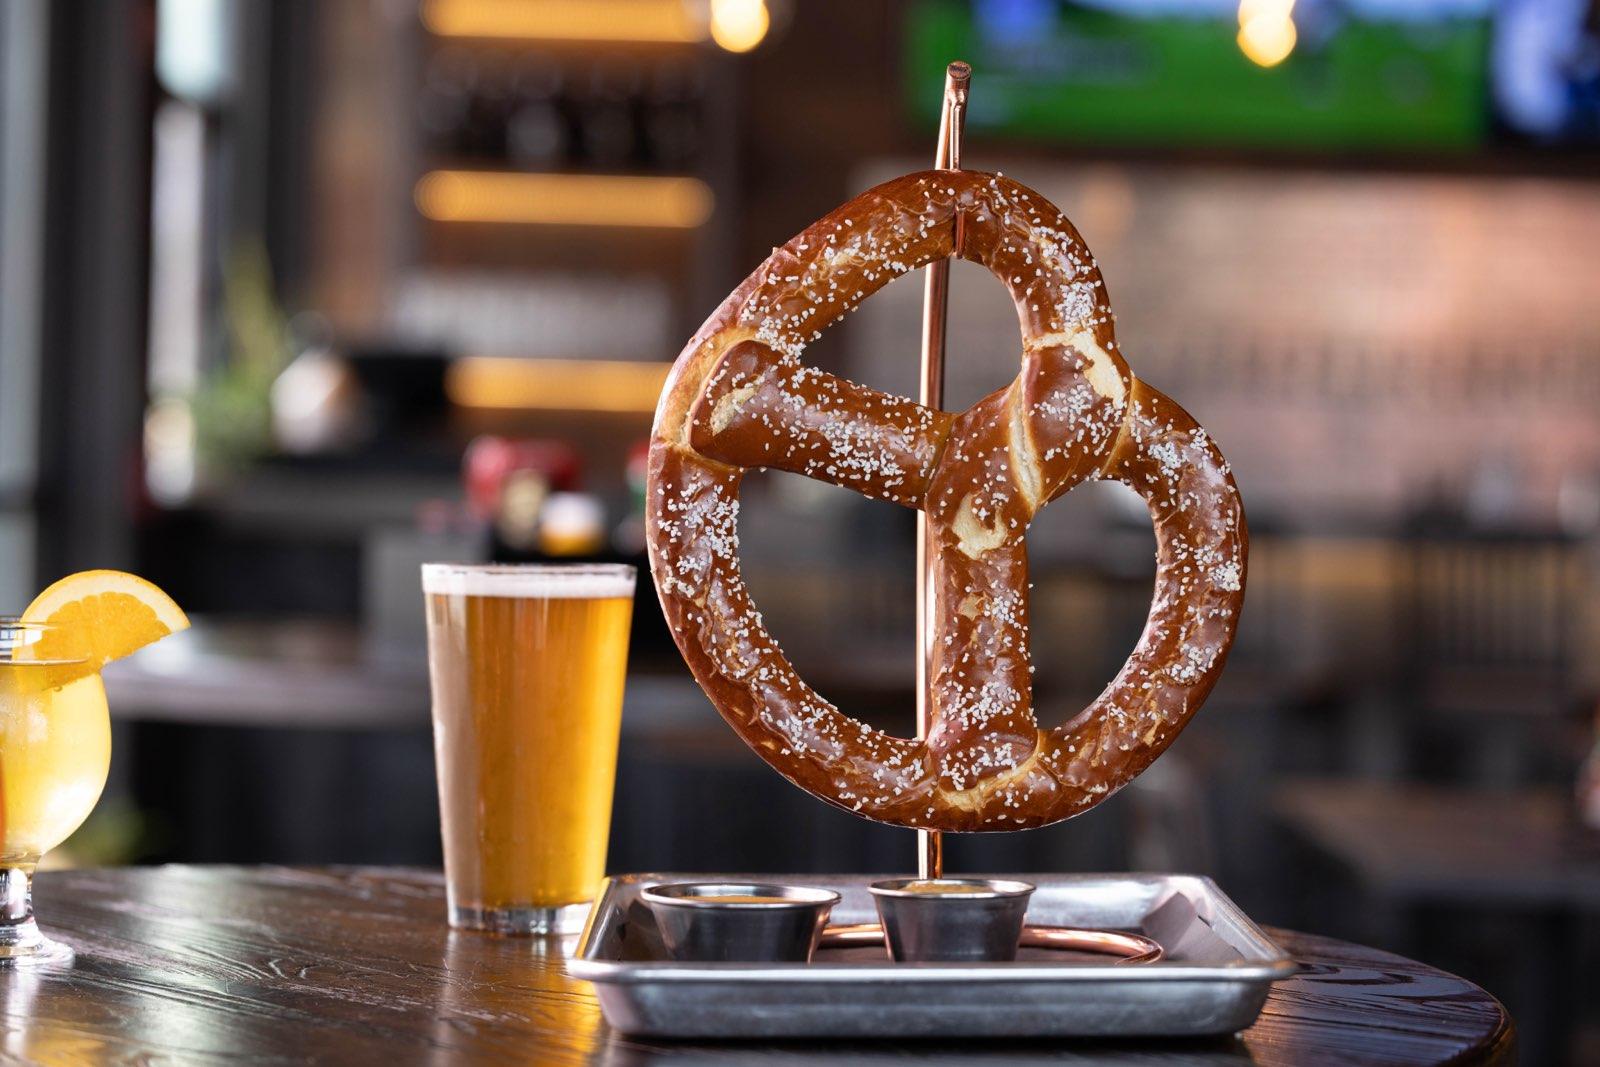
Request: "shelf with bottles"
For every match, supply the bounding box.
[417,43,710,178]
[411,28,731,242]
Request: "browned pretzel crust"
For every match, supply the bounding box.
[647,170,1247,831]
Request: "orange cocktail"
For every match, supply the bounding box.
[0,571,187,966]
[0,648,111,868]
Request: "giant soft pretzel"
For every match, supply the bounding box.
[647,170,1246,832]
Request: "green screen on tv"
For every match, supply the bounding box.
[905,0,1493,150]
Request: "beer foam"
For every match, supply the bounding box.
[421,564,635,599]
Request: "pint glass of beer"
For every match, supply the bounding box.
[422,563,635,934]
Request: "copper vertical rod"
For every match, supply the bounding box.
[915,61,968,882]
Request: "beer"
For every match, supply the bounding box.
[422,564,634,934]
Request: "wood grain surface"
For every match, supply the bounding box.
[0,866,1512,1065]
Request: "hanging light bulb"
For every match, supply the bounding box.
[708,0,770,53]
[1237,0,1297,68]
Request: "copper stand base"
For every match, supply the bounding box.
[820,922,1163,964]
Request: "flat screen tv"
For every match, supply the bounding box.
[904,0,1599,150]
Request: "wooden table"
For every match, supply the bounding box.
[4,866,1512,1064]
[1274,779,1598,1064]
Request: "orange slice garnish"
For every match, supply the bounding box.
[18,570,189,688]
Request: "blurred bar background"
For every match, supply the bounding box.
[1,0,1598,1060]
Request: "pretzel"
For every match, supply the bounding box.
[646,170,1246,831]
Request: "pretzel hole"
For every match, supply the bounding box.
[735,468,916,738]
[1025,481,1156,727]
[846,260,1022,408]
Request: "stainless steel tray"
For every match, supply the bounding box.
[572,872,1297,1039]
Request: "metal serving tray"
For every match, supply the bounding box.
[572,872,1297,1039]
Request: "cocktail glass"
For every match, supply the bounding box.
[0,619,111,966]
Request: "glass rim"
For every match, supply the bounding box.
[421,562,636,600]
[0,617,87,664]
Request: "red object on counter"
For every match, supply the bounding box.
[463,436,583,519]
